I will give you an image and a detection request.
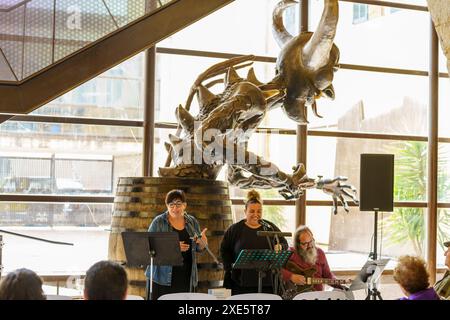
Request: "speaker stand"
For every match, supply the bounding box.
[369,209,379,261]
[366,208,383,300]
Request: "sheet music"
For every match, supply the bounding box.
[349,258,390,291]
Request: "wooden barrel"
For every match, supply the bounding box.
[108,177,233,297]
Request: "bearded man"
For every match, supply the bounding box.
[281,225,338,291]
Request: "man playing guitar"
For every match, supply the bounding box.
[281,225,350,298]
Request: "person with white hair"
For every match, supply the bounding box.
[281,225,340,293]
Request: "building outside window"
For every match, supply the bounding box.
[353,3,368,24]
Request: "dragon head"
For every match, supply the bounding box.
[270,0,340,123]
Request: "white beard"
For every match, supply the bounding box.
[299,246,318,265]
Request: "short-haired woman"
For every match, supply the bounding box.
[146,189,208,299]
[394,255,440,300]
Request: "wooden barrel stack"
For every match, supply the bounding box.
[108,177,233,297]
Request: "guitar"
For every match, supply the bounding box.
[282,260,350,300]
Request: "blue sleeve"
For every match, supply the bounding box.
[193,216,202,235]
[148,216,159,232]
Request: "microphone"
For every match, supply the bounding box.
[258,219,272,229]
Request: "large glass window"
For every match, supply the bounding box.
[159,0,285,56]
[30,53,145,120]
[0,203,112,274]
[310,1,429,70]
[306,205,419,271]
[305,136,441,202]
[439,78,450,137]
[307,70,429,135]
[156,54,279,124]
[0,122,143,198]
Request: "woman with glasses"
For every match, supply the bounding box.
[220,189,288,295]
[146,189,207,300]
[281,225,340,295]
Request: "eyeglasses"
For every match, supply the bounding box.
[168,201,184,208]
[299,239,315,247]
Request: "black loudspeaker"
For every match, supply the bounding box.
[360,154,394,212]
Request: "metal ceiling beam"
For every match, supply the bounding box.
[0,0,234,115]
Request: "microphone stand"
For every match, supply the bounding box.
[193,235,220,266]
[184,214,222,265]
[257,220,287,296]
[259,220,274,250]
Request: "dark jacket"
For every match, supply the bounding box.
[220,219,289,289]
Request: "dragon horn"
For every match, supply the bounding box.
[302,0,339,72]
[196,85,217,110]
[224,67,241,87]
[168,133,183,144]
[272,0,297,48]
[175,104,194,133]
[246,67,262,86]
[311,101,323,118]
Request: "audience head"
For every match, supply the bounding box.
[165,189,187,218]
[294,225,318,265]
[244,190,263,227]
[0,268,45,300]
[84,260,128,300]
[393,255,430,296]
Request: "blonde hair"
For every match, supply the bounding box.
[393,255,430,294]
[245,189,262,210]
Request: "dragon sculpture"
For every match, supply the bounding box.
[159,0,358,214]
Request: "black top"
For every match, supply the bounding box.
[220,219,289,288]
[171,227,192,289]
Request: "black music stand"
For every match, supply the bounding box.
[256,230,291,294]
[121,231,183,300]
[233,249,292,293]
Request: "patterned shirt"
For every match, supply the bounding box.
[434,270,450,299]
